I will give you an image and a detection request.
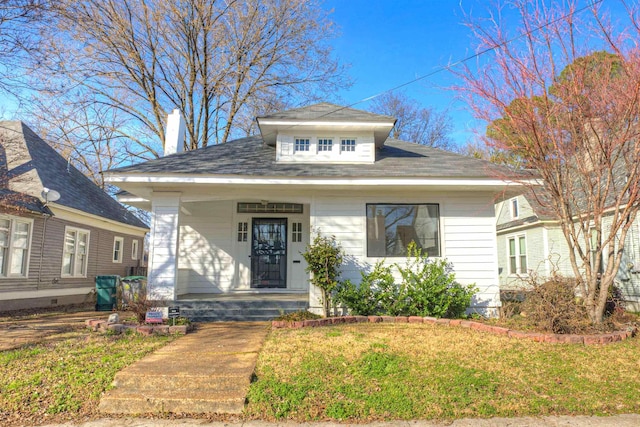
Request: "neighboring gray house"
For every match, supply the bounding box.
[496,192,640,311]
[105,103,533,317]
[0,121,149,311]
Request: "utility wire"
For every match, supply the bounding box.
[305,0,605,122]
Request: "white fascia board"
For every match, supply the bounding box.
[257,119,395,128]
[105,174,537,188]
[50,203,148,235]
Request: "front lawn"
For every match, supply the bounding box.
[0,331,173,426]
[246,323,640,421]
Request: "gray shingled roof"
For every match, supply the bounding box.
[108,135,522,179]
[0,188,53,215]
[257,102,396,123]
[0,121,147,228]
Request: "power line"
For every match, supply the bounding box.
[317,0,605,119]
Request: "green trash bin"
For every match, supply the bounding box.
[96,275,119,311]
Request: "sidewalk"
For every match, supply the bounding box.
[35,414,640,426]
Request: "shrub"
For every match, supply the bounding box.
[302,234,344,317]
[335,243,476,318]
[335,262,396,315]
[520,275,590,334]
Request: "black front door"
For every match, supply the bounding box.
[251,218,287,288]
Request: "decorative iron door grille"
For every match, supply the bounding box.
[251,218,287,288]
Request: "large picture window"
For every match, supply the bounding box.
[367,204,440,257]
[62,227,90,277]
[0,216,32,277]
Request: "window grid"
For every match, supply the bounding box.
[292,222,302,242]
[237,203,303,214]
[238,222,248,242]
[0,217,31,277]
[113,237,124,263]
[132,240,139,260]
[294,138,310,152]
[317,138,333,152]
[508,235,527,275]
[62,227,89,277]
[341,139,356,152]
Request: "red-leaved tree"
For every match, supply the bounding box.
[456,0,640,323]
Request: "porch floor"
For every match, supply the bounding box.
[175,293,308,321]
[177,292,307,302]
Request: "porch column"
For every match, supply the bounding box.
[308,196,324,315]
[147,192,182,301]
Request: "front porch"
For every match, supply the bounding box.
[175,292,309,321]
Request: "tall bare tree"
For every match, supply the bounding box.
[34,0,347,158]
[369,92,453,150]
[456,0,640,323]
[0,0,50,98]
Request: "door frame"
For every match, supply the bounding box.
[250,217,288,288]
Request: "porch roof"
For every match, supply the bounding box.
[106,136,531,181]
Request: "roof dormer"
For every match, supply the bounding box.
[256,103,396,148]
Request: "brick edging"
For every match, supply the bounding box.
[271,316,637,345]
[85,319,189,335]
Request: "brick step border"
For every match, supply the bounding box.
[271,315,637,345]
[85,319,190,336]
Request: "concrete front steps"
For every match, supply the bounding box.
[177,294,308,322]
[99,322,269,415]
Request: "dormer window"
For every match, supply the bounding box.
[341,138,356,152]
[318,138,333,152]
[295,138,310,152]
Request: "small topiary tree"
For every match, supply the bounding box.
[302,233,344,317]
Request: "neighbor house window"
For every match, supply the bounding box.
[292,222,302,242]
[508,235,527,275]
[113,236,124,263]
[341,138,356,152]
[0,216,32,277]
[317,138,333,152]
[294,138,310,152]
[367,204,440,257]
[510,198,519,219]
[62,227,89,277]
[131,240,139,260]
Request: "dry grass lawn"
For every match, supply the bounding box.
[246,323,640,421]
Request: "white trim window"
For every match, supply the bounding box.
[131,239,139,260]
[62,227,90,277]
[294,138,310,152]
[366,204,440,257]
[510,198,519,219]
[341,138,356,152]
[113,236,124,263]
[317,138,333,152]
[508,235,527,275]
[0,216,32,277]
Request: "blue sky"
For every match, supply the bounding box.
[323,0,486,147]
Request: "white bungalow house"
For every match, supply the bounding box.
[104,103,531,319]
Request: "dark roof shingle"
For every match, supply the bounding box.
[107,136,520,179]
[0,121,147,228]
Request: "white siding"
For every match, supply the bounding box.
[311,191,502,315]
[276,131,375,163]
[495,194,536,227]
[147,195,181,300]
[177,201,234,294]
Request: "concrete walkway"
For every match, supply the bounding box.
[98,322,270,415]
[35,414,640,426]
